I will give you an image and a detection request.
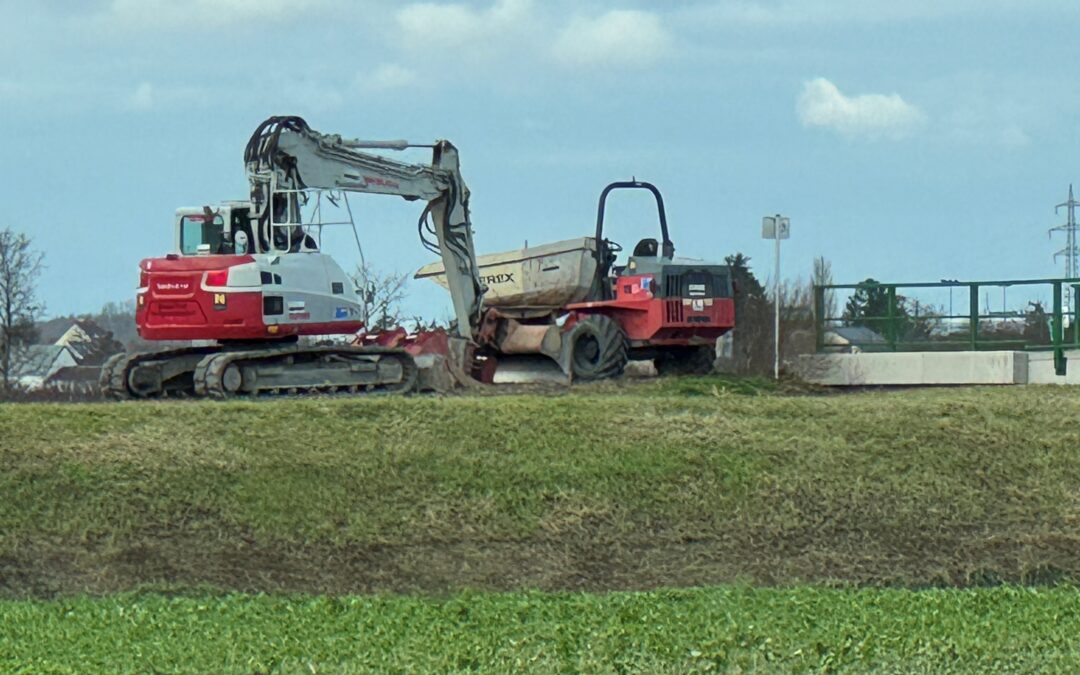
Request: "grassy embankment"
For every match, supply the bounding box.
[1,380,1079,596]
[4,379,1080,671]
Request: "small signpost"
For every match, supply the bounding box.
[762,215,790,380]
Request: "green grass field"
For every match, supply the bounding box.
[2,380,1080,670]
[5,586,1080,673]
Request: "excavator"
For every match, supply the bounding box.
[102,116,736,398]
[100,116,486,398]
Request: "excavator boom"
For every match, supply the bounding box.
[243,116,483,338]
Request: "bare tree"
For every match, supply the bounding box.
[0,228,45,390]
[777,276,816,361]
[812,255,837,321]
[352,264,409,331]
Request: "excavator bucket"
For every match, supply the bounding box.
[490,355,570,385]
[355,328,490,392]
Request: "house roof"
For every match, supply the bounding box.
[825,325,887,345]
[35,317,77,345]
[43,319,124,365]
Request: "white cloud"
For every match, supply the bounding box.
[552,10,671,68]
[391,1,676,76]
[396,0,532,52]
[354,64,420,92]
[103,0,327,30]
[677,0,1075,28]
[796,78,925,140]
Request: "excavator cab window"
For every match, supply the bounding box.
[180,215,226,255]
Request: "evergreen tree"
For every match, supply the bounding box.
[723,253,774,374]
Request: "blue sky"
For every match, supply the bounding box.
[4,0,1080,320]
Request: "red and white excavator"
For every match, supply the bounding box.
[102,116,736,398]
[101,116,485,398]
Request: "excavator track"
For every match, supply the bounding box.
[100,346,221,400]
[192,345,417,398]
[101,345,417,399]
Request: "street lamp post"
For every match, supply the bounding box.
[762,214,790,380]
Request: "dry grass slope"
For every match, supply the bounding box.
[1,380,1079,597]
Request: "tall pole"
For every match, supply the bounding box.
[774,227,780,380]
[762,214,788,380]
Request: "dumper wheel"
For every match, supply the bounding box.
[656,345,716,376]
[569,315,628,381]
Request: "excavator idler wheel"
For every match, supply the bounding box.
[568,314,628,381]
[221,364,244,393]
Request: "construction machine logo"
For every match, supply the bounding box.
[155,281,190,291]
[363,176,401,189]
[482,272,515,286]
[213,293,227,310]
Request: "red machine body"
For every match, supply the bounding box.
[136,253,365,342]
[566,273,735,347]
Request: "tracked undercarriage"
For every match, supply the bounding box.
[100,344,417,399]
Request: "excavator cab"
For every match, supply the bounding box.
[175,203,257,256]
[178,211,228,255]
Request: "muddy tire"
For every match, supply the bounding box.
[656,345,716,376]
[568,314,628,381]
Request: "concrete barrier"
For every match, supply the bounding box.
[1024,350,1080,385]
[795,351,1028,386]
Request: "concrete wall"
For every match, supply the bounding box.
[1024,350,1080,385]
[795,351,1027,386]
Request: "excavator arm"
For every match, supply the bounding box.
[243,116,484,339]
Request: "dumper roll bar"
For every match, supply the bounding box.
[594,180,675,260]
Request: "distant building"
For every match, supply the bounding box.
[53,320,123,366]
[12,344,77,389]
[823,326,887,353]
[18,319,125,391]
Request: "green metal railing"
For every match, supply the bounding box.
[814,278,1080,376]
